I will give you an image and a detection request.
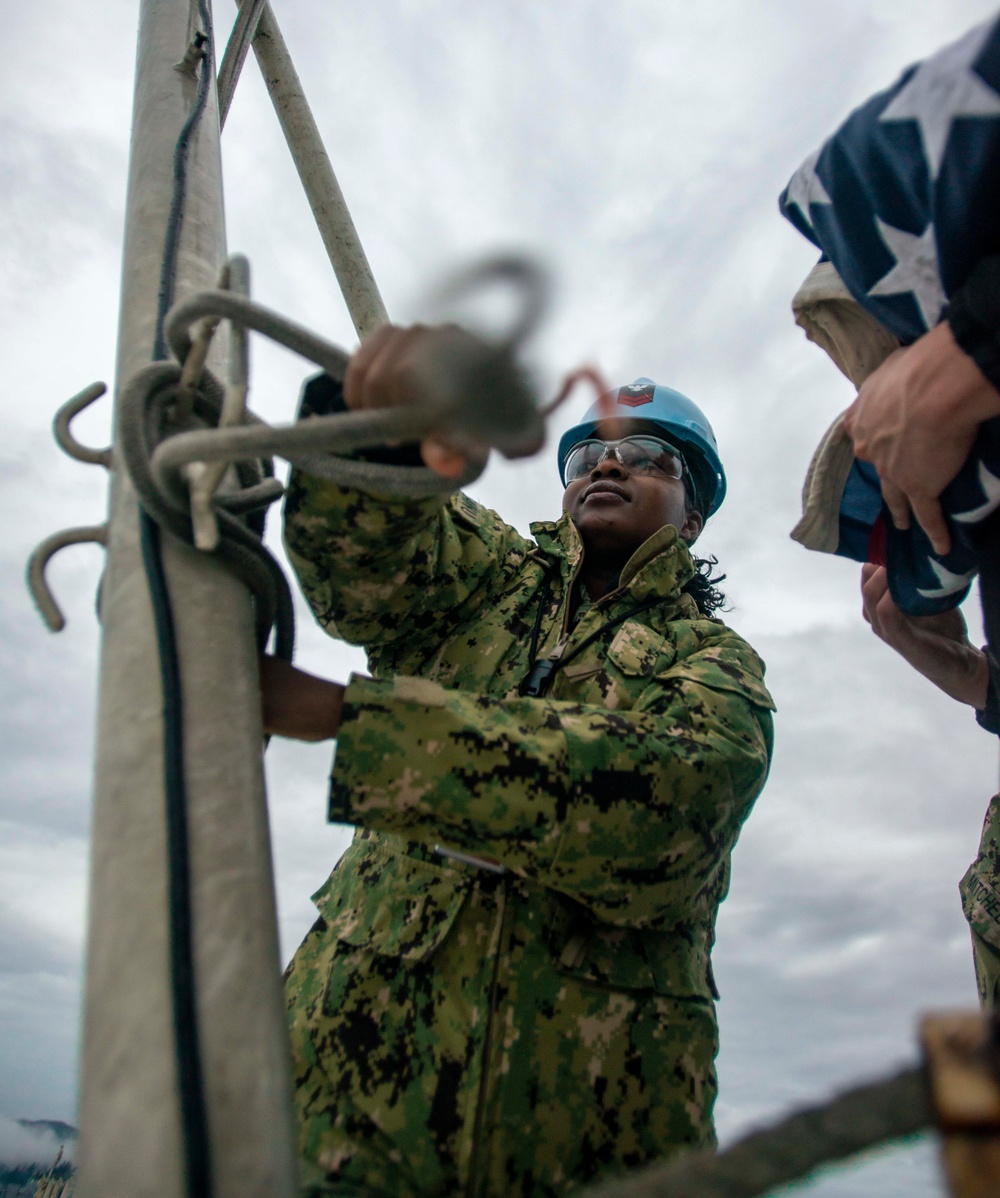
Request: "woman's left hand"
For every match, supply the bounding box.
[860,563,988,708]
[259,655,345,741]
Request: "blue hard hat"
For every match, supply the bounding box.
[556,378,727,516]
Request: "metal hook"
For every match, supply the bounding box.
[54,382,112,467]
[429,255,550,349]
[27,525,109,632]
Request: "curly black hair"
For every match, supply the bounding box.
[679,492,727,617]
[681,554,728,617]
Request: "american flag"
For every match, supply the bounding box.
[781,13,1000,614]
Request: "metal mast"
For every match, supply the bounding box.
[75,1,296,1194]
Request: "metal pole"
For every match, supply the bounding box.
[235,0,389,339]
[75,2,296,1196]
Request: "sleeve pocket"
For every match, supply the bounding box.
[961,858,1000,955]
[667,662,776,712]
[312,838,469,962]
[960,792,1000,954]
[552,904,716,1000]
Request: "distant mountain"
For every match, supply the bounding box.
[15,1120,76,1143]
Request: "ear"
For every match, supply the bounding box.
[681,509,704,545]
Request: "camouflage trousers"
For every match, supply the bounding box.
[961,792,1000,1010]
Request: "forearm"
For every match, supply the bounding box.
[284,478,533,656]
[911,640,989,709]
[284,358,528,648]
[283,368,453,642]
[284,468,450,635]
[976,649,1000,735]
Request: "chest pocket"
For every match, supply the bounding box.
[606,621,676,678]
[312,835,469,963]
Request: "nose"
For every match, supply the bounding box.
[590,453,627,479]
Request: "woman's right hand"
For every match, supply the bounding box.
[344,323,483,479]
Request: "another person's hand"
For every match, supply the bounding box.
[259,655,345,741]
[860,563,988,708]
[344,323,485,479]
[844,321,1000,555]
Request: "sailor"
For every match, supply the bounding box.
[778,13,1000,1006]
[261,324,775,1197]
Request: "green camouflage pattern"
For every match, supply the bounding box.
[283,471,775,1198]
[960,792,1000,1010]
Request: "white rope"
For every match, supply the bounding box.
[186,255,254,550]
[153,256,553,515]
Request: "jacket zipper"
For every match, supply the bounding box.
[467,879,509,1198]
[474,554,577,1181]
[519,555,582,697]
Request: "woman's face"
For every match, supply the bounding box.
[562,433,702,561]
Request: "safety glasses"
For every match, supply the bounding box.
[563,435,687,484]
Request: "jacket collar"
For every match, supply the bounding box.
[529,512,697,606]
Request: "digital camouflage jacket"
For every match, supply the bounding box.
[282,467,775,1198]
[961,791,1000,1009]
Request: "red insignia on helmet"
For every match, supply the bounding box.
[616,383,655,407]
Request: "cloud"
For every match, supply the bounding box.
[0,96,126,333]
[712,621,990,1195]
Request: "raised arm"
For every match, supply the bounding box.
[284,333,536,651]
[285,468,535,651]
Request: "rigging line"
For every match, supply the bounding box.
[576,1064,930,1198]
[153,1,216,363]
[139,509,212,1198]
[142,1,217,1194]
[524,573,553,675]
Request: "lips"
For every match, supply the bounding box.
[581,480,630,502]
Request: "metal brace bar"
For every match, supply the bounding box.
[217,0,265,128]
[234,0,389,339]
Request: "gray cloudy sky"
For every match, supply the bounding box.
[3,1,1000,1193]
